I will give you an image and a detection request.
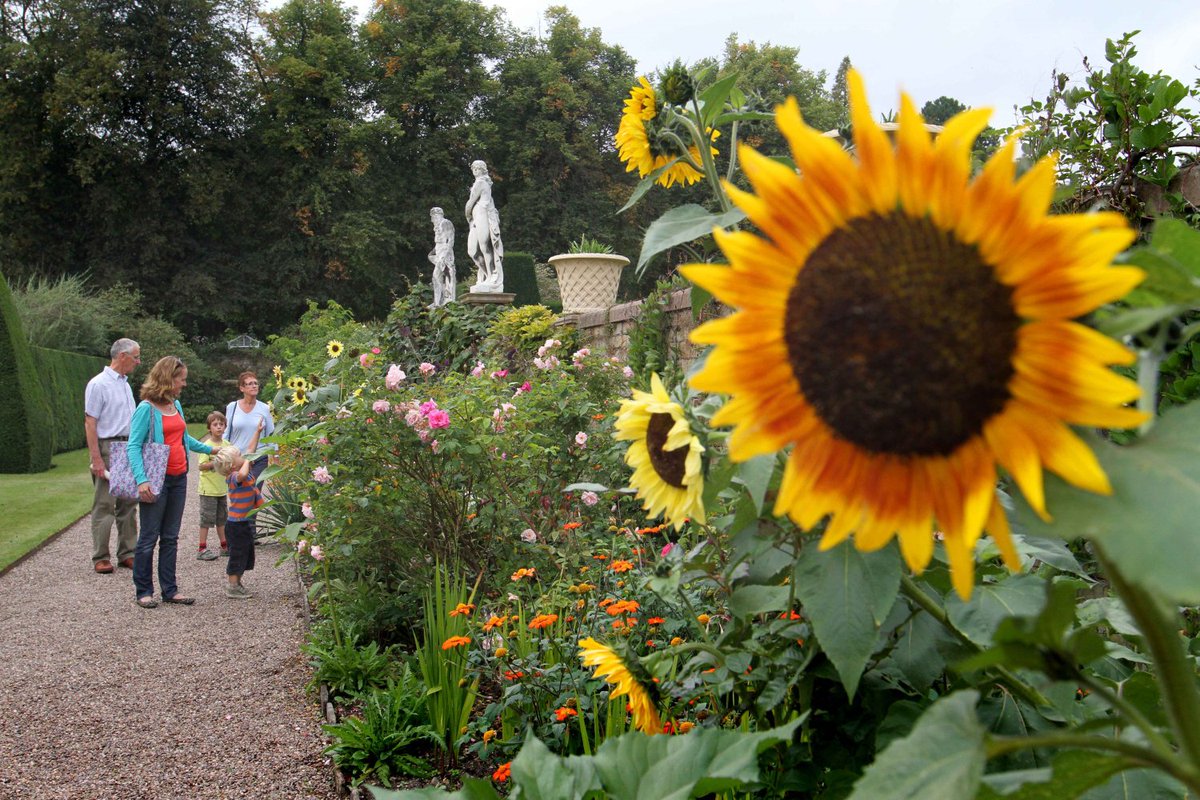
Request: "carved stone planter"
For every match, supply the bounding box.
[548,253,630,314]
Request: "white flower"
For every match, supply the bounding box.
[520,528,537,543]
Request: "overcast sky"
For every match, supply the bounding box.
[345,0,1200,128]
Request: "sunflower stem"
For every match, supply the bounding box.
[1076,672,1176,759]
[899,574,1047,708]
[1098,547,1200,768]
[681,99,731,213]
[1135,330,1165,436]
[986,732,1200,793]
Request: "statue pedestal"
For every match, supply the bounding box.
[461,292,515,306]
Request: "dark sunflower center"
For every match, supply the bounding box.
[783,212,1019,457]
[646,412,688,488]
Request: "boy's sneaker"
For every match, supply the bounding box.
[219,547,229,557]
[196,549,218,561]
[224,584,252,599]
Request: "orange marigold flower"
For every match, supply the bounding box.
[670,636,684,646]
[504,670,525,680]
[483,615,507,632]
[563,521,583,531]
[598,597,616,608]
[449,602,475,617]
[612,619,627,629]
[554,707,578,722]
[647,617,665,625]
[577,582,596,593]
[592,413,607,420]
[511,567,536,581]
[678,721,695,733]
[466,513,477,520]
[610,560,634,573]
[605,600,640,616]
[494,647,508,658]
[441,635,471,650]
[579,565,590,573]
[646,640,657,647]
[493,762,511,782]
[482,729,497,743]
[697,614,711,625]
[528,613,559,630]
[593,554,608,561]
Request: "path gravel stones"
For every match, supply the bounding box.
[0,471,336,800]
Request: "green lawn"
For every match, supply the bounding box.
[0,424,209,571]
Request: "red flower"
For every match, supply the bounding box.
[562,521,583,531]
[493,762,511,782]
[647,617,665,625]
[554,707,578,722]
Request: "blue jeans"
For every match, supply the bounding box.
[134,472,188,599]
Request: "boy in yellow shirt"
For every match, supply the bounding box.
[196,411,231,559]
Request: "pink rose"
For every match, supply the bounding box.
[419,400,439,417]
[430,439,440,454]
[661,542,677,557]
[490,369,508,379]
[623,366,634,379]
[372,399,391,414]
[371,347,381,355]
[419,362,436,376]
[310,545,325,561]
[312,466,332,484]
[297,539,308,552]
[574,431,588,447]
[581,491,599,506]
[520,529,537,543]
[301,502,315,519]
[385,364,405,389]
[428,409,450,429]
[470,361,485,377]
[405,409,424,427]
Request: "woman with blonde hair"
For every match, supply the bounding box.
[127,356,215,608]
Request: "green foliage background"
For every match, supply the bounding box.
[0,272,53,472]
[34,345,107,454]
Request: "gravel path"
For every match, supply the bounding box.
[0,464,337,800]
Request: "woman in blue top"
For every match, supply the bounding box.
[127,356,215,608]
[225,371,275,535]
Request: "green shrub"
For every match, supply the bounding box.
[0,272,53,473]
[382,284,500,373]
[12,273,108,354]
[504,251,541,307]
[304,629,397,702]
[323,665,440,787]
[263,300,376,380]
[34,346,106,454]
[484,304,578,368]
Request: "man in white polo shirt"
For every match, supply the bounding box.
[84,338,140,573]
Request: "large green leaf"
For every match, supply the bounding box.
[636,204,747,274]
[793,540,901,698]
[848,691,985,800]
[369,776,502,799]
[1011,402,1200,604]
[975,750,1131,799]
[1080,767,1190,799]
[510,736,599,800]
[946,573,1047,647]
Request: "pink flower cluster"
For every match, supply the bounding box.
[372,399,391,414]
[534,339,562,370]
[312,466,332,484]
[385,364,406,389]
[396,398,451,443]
[491,402,516,432]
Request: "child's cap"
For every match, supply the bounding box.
[213,446,242,476]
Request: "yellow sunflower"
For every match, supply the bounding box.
[682,70,1146,600]
[615,76,717,189]
[272,364,284,389]
[614,374,705,529]
[292,387,308,407]
[578,638,662,735]
[327,340,344,358]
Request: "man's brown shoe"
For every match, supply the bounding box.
[118,558,134,569]
[94,560,114,574]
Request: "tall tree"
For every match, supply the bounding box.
[481,7,641,260]
[920,95,967,125]
[831,55,852,129]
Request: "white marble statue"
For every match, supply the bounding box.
[428,207,456,307]
[465,159,504,293]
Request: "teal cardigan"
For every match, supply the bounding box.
[126,399,214,486]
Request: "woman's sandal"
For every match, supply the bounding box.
[136,596,158,609]
[161,594,195,605]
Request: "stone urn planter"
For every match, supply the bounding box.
[548,252,630,314]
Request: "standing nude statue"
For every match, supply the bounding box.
[464,159,504,293]
[428,207,456,307]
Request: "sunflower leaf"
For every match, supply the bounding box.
[637,204,746,275]
[1011,401,1200,605]
[974,750,1132,799]
[793,540,901,698]
[848,690,985,800]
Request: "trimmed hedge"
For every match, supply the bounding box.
[505,251,541,307]
[0,271,53,473]
[35,345,106,454]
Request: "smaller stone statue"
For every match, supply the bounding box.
[465,159,504,293]
[428,207,456,307]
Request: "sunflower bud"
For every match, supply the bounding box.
[660,61,694,106]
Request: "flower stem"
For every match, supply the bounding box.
[1098,548,1200,767]
[899,574,1046,708]
[986,732,1200,792]
[1136,328,1165,436]
[1076,672,1175,758]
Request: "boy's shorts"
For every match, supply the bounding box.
[200,495,228,527]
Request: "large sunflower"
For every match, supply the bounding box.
[682,71,1146,599]
[578,637,662,735]
[615,76,716,189]
[614,373,705,529]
